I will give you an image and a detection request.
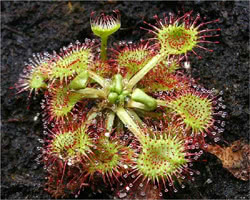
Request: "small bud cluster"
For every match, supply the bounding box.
[16,10,225,198]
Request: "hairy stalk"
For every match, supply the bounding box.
[126,53,165,91]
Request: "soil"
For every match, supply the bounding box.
[1,1,249,199]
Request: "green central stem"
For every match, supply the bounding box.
[115,106,144,140]
[125,53,165,91]
[100,36,108,61]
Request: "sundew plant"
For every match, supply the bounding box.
[16,10,226,198]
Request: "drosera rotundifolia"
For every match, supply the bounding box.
[16,9,226,198]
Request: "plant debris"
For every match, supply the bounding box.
[206,140,250,181]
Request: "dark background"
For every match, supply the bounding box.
[1,1,249,199]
